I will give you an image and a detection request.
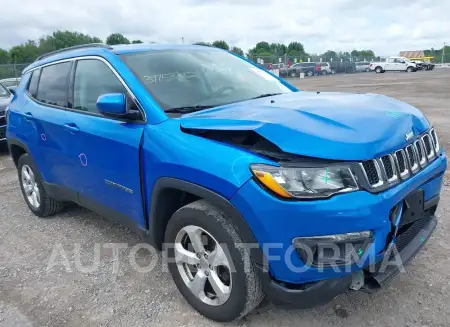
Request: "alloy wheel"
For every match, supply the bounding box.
[174,225,232,306]
[21,164,40,209]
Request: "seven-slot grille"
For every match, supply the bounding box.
[361,129,439,189]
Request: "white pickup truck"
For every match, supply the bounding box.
[369,56,417,73]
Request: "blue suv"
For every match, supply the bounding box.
[6,43,447,322]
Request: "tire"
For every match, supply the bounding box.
[365,68,370,72]
[18,153,64,217]
[321,70,327,76]
[375,66,383,73]
[165,200,264,322]
[406,66,414,72]
[307,70,313,77]
[289,71,296,78]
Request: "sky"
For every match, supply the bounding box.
[1,0,448,56]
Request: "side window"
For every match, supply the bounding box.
[73,59,126,113]
[36,62,71,107]
[387,58,395,63]
[28,69,41,98]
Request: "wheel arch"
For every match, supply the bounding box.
[7,138,30,168]
[148,177,263,265]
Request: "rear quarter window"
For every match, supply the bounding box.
[28,70,41,97]
[36,62,71,107]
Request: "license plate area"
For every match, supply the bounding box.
[400,189,424,227]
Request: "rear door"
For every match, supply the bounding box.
[21,62,79,193]
[65,58,147,227]
[384,58,396,71]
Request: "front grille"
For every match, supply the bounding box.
[360,130,438,190]
[422,134,433,158]
[406,145,418,172]
[395,150,407,175]
[430,128,439,152]
[0,125,5,140]
[414,140,426,166]
[361,160,380,186]
[381,156,394,179]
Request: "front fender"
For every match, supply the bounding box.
[141,119,273,200]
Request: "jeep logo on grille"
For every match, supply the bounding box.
[405,131,414,141]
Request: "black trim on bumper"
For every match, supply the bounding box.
[364,214,437,291]
[256,265,352,307]
[259,197,438,307]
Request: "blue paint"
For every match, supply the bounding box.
[8,44,448,287]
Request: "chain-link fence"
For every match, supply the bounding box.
[249,55,378,77]
[0,63,31,80]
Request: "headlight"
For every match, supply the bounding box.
[250,164,358,199]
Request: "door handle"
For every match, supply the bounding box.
[63,123,80,134]
[23,112,34,120]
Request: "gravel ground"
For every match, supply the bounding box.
[1,69,450,327]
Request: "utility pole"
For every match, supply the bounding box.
[181,37,184,44]
[442,42,446,64]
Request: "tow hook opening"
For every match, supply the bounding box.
[351,271,381,293]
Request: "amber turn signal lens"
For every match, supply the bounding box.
[252,169,292,198]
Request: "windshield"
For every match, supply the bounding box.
[0,84,10,98]
[121,49,291,111]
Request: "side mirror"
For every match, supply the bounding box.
[96,93,127,117]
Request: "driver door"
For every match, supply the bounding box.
[65,58,147,228]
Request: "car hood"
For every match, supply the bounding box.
[180,92,430,160]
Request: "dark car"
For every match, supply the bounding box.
[285,62,316,77]
[0,83,13,143]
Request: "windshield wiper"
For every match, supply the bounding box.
[251,93,282,99]
[165,105,214,114]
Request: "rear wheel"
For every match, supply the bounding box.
[307,70,313,77]
[18,154,64,217]
[289,71,296,78]
[165,200,264,322]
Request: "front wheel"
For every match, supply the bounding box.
[375,66,383,73]
[307,70,313,77]
[406,66,414,72]
[289,71,296,78]
[165,200,264,322]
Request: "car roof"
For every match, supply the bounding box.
[23,44,222,74]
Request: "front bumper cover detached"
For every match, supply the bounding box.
[257,197,438,308]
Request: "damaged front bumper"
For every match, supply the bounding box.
[256,202,438,307]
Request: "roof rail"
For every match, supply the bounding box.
[35,43,113,62]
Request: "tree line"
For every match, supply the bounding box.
[0,31,143,64]
[1,30,448,65]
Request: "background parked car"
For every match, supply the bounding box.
[315,62,332,75]
[0,77,21,90]
[330,61,356,74]
[369,56,417,73]
[355,61,370,72]
[0,83,13,142]
[286,62,316,77]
